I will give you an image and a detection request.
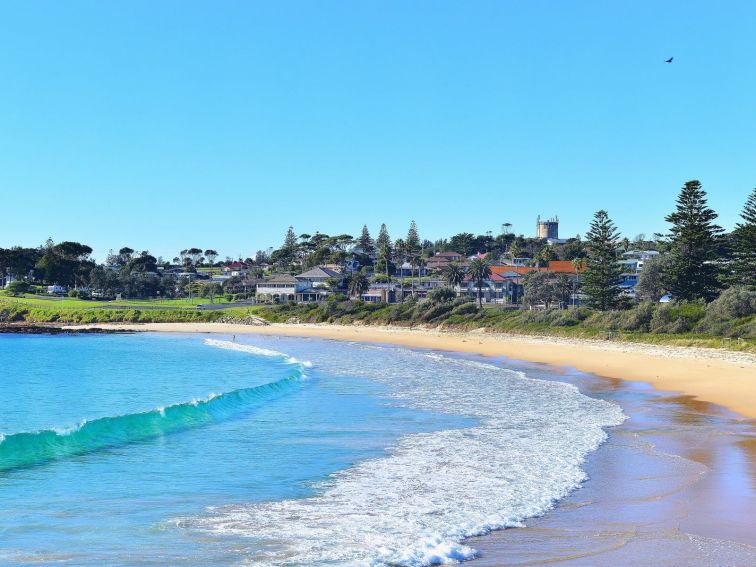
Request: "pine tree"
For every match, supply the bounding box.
[283,226,297,252]
[582,210,623,310]
[357,225,375,258]
[663,180,723,301]
[729,187,756,287]
[406,221,420,254]
[279,226,299,269]
[405,221,420,295]
[376,224,392,278]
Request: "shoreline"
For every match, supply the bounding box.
[64,321,756,419]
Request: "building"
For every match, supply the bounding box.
[426,251,465,273]
[395,262,428,277]
[255,274,302,302]
[221,261,250,277]
[295,266,342,288]
[536,215,559,240]
[618,250,660,296]
[457,272,521,304]
[256,274,330,302]
[360,286,396,303]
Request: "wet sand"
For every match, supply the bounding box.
[465,357,756,565]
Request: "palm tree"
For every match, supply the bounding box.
[468,258,492,308]
[442,263,466,293]
[348,272,369,299]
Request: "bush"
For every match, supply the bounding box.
[427,287,457,304]
[451,301,479,316]
[6,281,30,296]
[706,287,756,319]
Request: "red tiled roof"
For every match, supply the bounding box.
[491,266,540,276]
[547,260,586,273]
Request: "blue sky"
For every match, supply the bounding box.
[1,1,754,260]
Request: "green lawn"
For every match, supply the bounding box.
[0,293,237,310]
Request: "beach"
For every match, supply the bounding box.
[62,322,756,564]
[17,323,756,564]
[67,322,756,418]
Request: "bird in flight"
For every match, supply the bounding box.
[665,57,674,63]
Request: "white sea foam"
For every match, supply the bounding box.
[183,343,625,566]
[204,338,312,367]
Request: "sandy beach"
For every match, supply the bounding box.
[67,322,756,419]
[57,321,756,564]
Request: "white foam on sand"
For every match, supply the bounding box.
[183,343,625,566]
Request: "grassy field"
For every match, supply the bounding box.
[0,293,235,310]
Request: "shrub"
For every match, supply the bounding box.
[427,287,457,304]
[706,287,756,319]
[6,281,30,296]
[451,301,479,316]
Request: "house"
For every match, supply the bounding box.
[256,274,303,302]
[395,262,428,277]
[426,251,464,273]
[222,261,249,277]
[360,286,396,303]
[457,272,520,304]
[47,285,67,295]
[296,266,342,289]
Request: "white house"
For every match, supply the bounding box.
[295,266,342,289]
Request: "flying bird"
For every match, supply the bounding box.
[665,57,674,63]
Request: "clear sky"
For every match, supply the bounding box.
[1,1,754,260]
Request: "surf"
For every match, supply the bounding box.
[0,372,302,472]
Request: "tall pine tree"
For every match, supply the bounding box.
[376,224,392,278]
[583,210,623,310]
[729,187,756,287]
[663,180,723,301]
[356,225,375,258]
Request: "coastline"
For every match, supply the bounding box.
[64,321,756,419]
[14,322,754,564]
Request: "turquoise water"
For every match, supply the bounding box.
[0,333,624,566]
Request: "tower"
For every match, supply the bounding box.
[536,215,559,240]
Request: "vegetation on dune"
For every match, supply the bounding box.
[249,290,756,352]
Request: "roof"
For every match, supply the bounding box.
[435,251,462,258]
[491,265,541,276]
[296,266,342,279]
[547,260,586,273]
[264,274,298,284]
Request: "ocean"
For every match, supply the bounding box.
[0,332,624,566]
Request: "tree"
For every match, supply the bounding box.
[636,255,668,302]
[468,257,492,308]
[582,210,623,310]
[376,224,392,279]
[663,180,724,301]
[356,225,375,258]
[186,248,203,266]
[442,263,466,290]
[394,238,406,302]
[523,271,559,308]
[405,221,421,295]
[535,246,556,268]
[449,233,476,257]
[35,241,94,287]
[729,187,756,287]
[204,249,219,265]
[348,272,369,298]
[6,281,30,295]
